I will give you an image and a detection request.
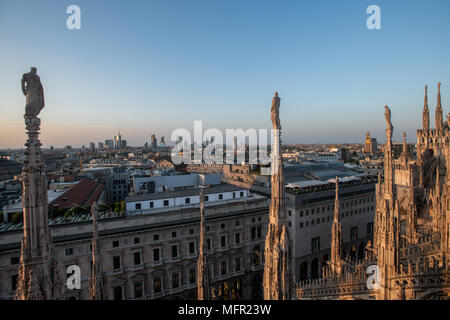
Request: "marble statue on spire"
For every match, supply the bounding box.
[384,105,393,131]
[271,92,281,129]
[21,67,45,118]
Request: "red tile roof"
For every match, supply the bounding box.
[49,178,105,209]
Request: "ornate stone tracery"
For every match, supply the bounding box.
[297,84,450,300]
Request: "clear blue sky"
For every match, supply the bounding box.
[0,0,449,148]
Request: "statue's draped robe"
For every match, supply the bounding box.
[22,73,45,117]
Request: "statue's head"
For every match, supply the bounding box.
[30,67,37,74]
[274,91,278,97]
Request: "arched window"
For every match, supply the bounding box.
[153,277,162,293]
[113,286,123,300]
[171,272,180,288]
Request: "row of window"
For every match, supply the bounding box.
[112,257,244,299]
[297,207,374,229]
[309,223,373,254]
[109,231,249,269]
[106,218,260,250]
[133,192,246,210]
[296,197,374,217]
[11,245,262,296]
[63,219,260,257]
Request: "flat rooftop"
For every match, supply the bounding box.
[126,183,245,202]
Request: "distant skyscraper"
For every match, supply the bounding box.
[151,134,157,149]
[98,142,104,150]
[364,132,378,155]
[160,136,165,148]
[89,142,95,152]
[105,139,114,149]
[114,131,122,150]
[121,140,127,149]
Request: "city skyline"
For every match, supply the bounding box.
[1,0,449,304]
[1,0,450,148]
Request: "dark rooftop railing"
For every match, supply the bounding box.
[285,176,378,195]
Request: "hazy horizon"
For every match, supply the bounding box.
[1,0,449,148]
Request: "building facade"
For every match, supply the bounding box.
[286,177,376,281]
[106,167,129,203]
[0,182,268,300]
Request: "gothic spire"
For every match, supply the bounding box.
[197,188,210,300]
[423,85,429,131]
[263,92,291,300]
[334,177,340,222]
[330,177,343,274]
[89,202,104,300]
[16,68,56,300]
[402,132,408,157]
[435,82,443,131]
[384,106,394,199]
